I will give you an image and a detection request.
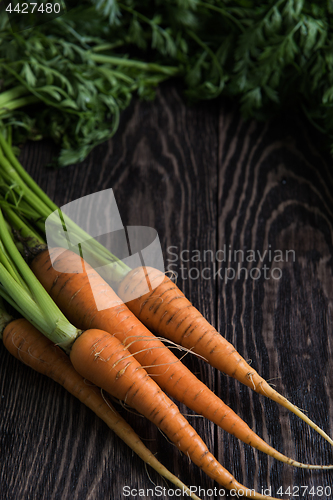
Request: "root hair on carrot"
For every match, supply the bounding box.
[248,373,256,391]
[124,334,209,364]
[157,426,179,448]
[83,378,95,387]
[144,461,157,487]
[117,399,146,417]
[99,388,117,415]
[182,413,205,419]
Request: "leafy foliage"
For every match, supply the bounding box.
[1,0,333,165]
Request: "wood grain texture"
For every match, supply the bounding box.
[0,83,333,499]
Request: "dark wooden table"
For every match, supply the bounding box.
[1,83,333,500]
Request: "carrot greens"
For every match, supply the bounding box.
[0,195,81,347]
[1,1,333,165]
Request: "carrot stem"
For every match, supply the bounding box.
[90,53,180,76]
[0,131,131,283]
[0,261,78,349]
[0,262,51,335]
[0,209,80,347]
[0,86,30,108]
[0,131,57,213]
[0,209,51,306]
[0,145,52,216]
[0,96,40,117]
[3,206,46,246]
[0,285,26,320]
[0,238,28,290]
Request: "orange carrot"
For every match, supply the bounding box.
[117,266,333,446]
[2,316,283,499]
[31,247,332,469]
[1,317,202,500]
[69,327,280,500]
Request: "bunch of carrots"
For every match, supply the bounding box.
[0,130,332,499]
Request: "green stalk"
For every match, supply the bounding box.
[196,2,245,33]
[2,186,127,280]
[0,133,131,284]
[3,188,128,287]
[91,41,126,52]
[0,86,31,108]
[186,29,224,86]
[0,209,79,347]
[0,239,28,291]
[90,54,180,76]
[0,151,53,217]
[2,64,83,118]
[1,172,130,283]
[0,286,25,320]
[0,197,45,225]
[0,132,57,213]
[0,263,62,342]
[45,212,130,285]
[0,207,52,310]
[7,127,12,148]
[3,206,46,246]
[98,66,135,85]
[0,96,40,117]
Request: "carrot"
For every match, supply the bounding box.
[1,317,202,500]
[1,315,283,499]
[69,327,282,500]
[117,266,333,446]
[30,246,332,469]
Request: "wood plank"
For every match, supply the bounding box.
[216,104,333,497]
[1,83,333,500]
